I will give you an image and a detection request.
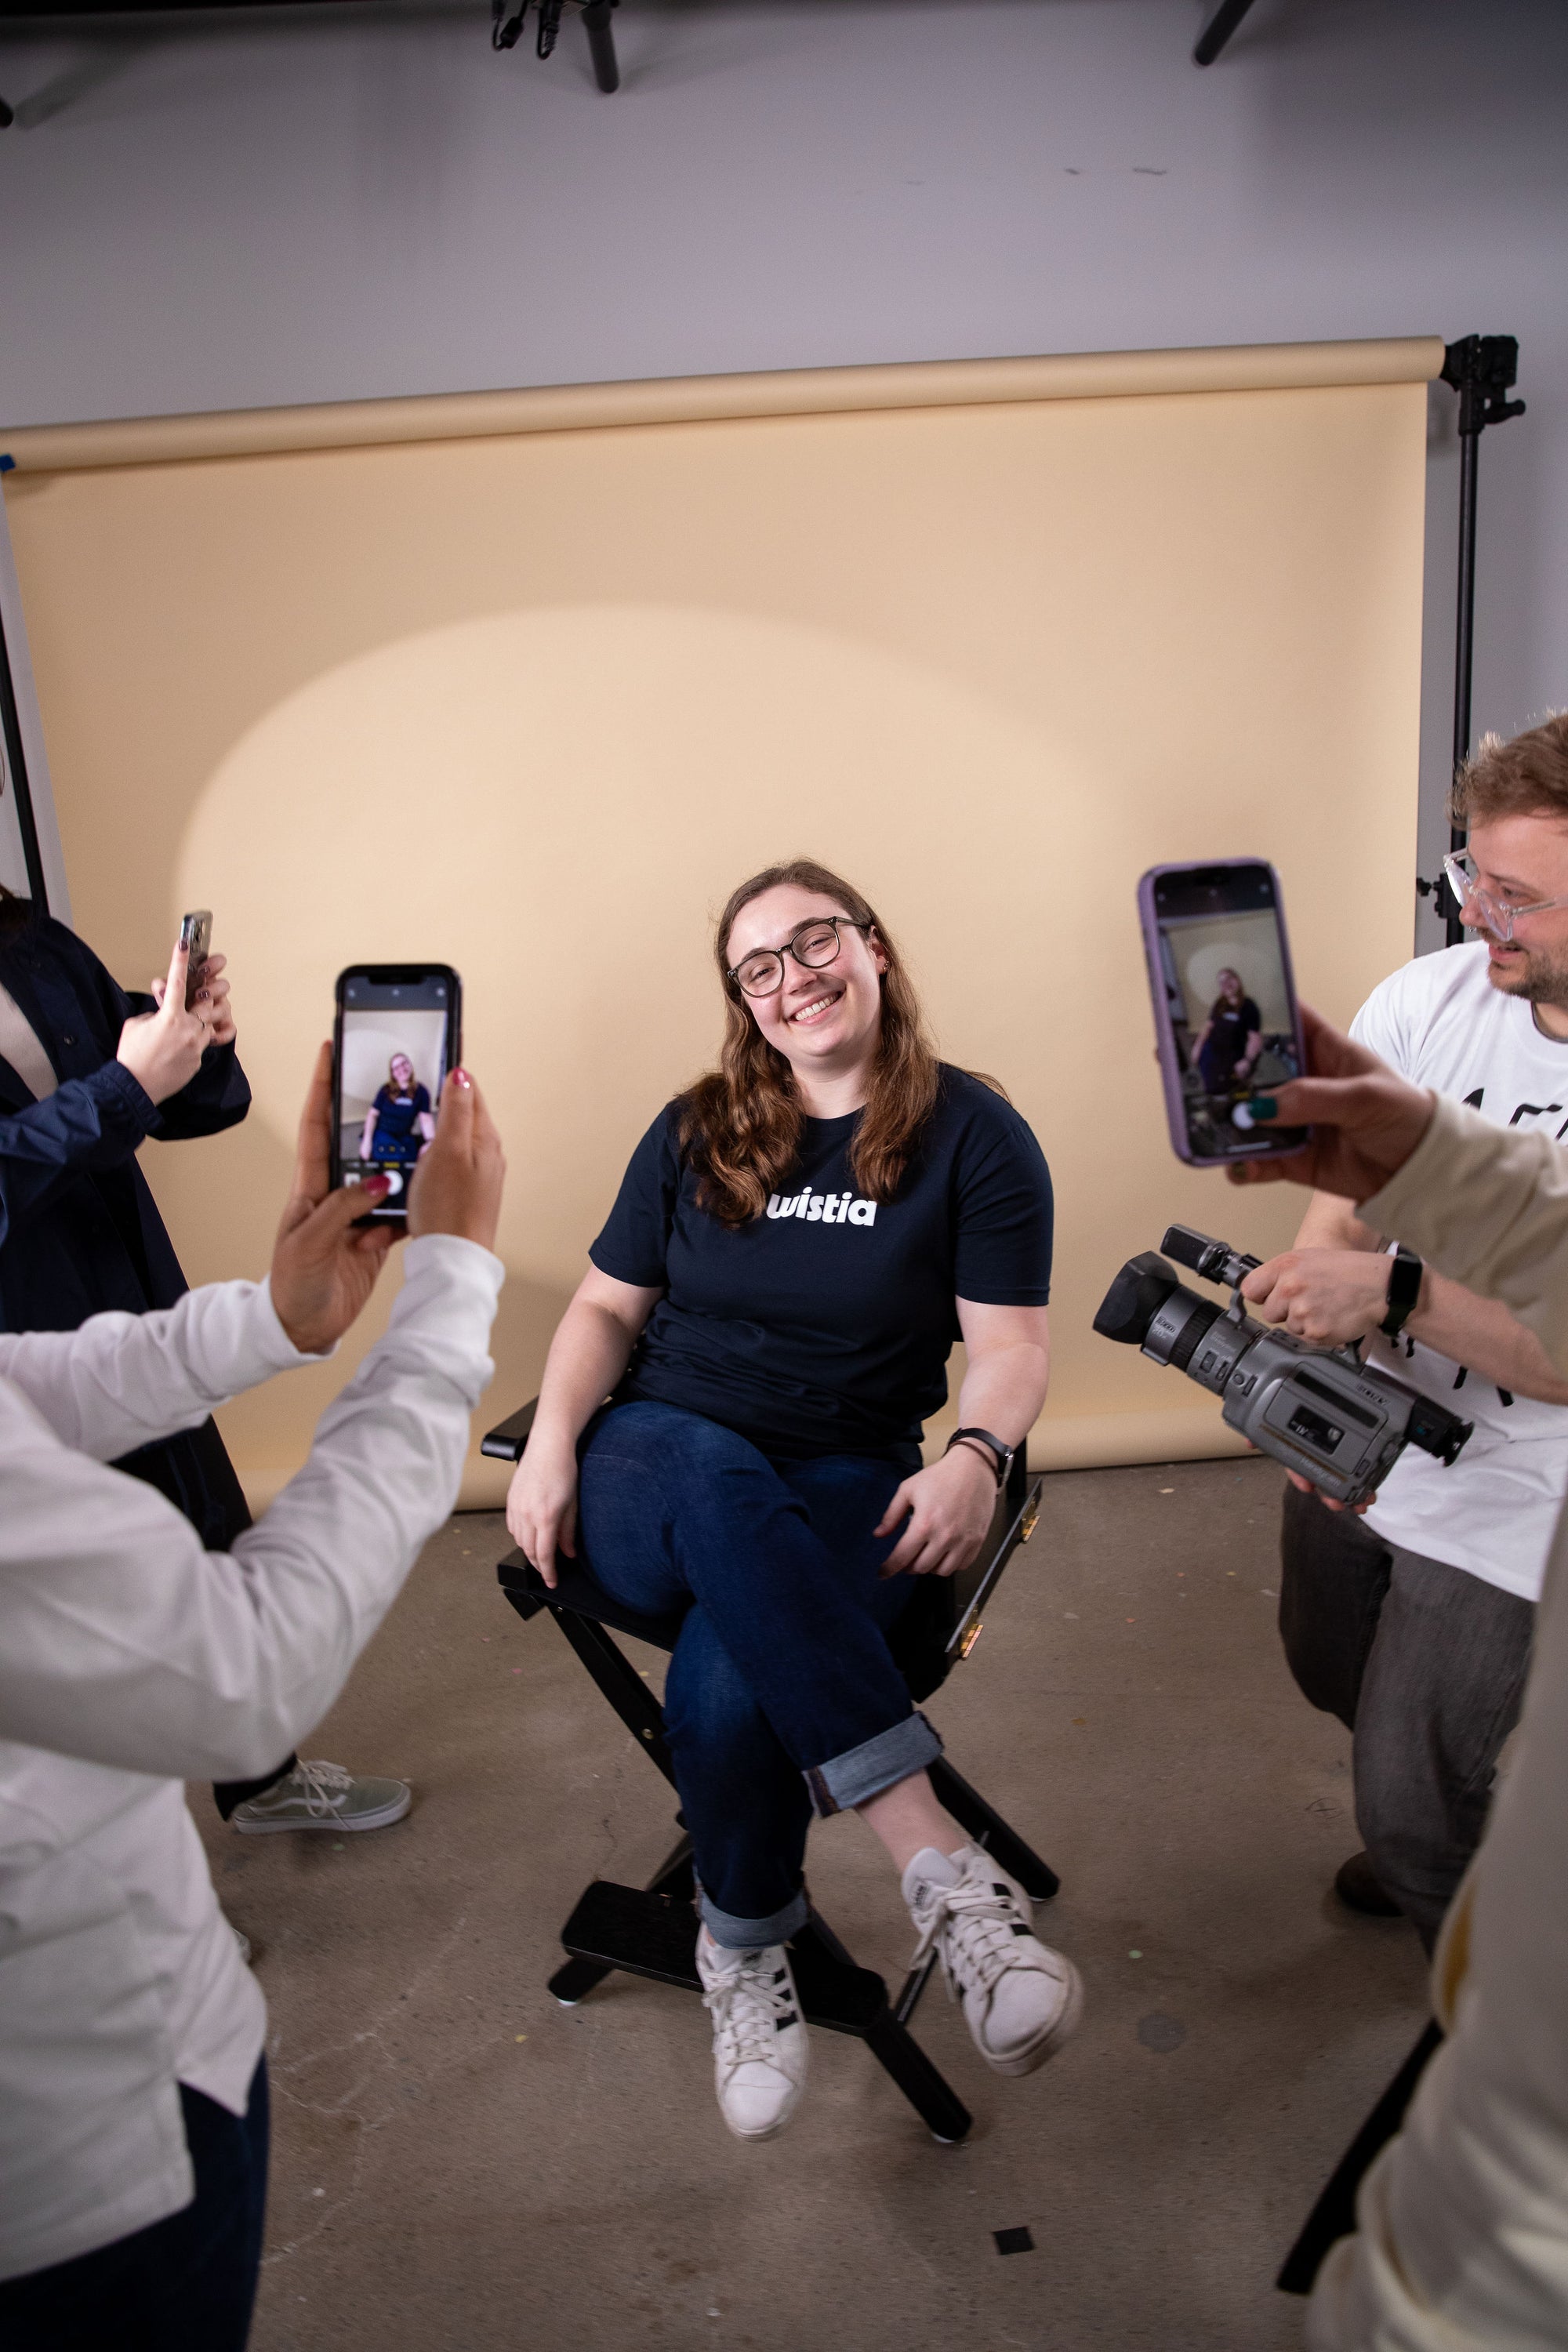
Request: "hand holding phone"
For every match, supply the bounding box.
[1138,859,1309,1166]
[118,935,214,1105]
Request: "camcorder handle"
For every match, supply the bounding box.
[1160,1224,1261,1292]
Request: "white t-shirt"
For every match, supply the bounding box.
[1351,942,1568,1604]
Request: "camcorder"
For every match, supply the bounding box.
[1094,1225,1473,1508]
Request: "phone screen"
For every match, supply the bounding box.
[333,966,460,1218]
[1143,862,1306,1163]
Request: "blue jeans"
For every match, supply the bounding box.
[0,2060,269,2350]
[578,1403,943,1947]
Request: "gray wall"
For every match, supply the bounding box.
[3,0,1566,949]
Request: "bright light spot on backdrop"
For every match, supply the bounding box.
[177,604,1077,1290]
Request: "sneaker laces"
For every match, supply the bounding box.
[911,1870,1043,2005]
[290,1758,353,1819]
[702,1952,797,2078]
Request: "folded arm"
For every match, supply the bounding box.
[0,1065,158,1245]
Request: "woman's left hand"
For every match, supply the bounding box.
[151,949,236,1047]
[875,1445,998,1579]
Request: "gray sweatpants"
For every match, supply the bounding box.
[1279,1480,1536,1951]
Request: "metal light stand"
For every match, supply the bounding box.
[0,574,51,909]
[1423,336,1526,944]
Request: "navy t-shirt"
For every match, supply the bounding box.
[590,1066,1053,1461]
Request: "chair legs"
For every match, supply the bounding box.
[512,1589,1063,2146]
[551,1846,975,2142]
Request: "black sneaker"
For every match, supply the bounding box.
[1334,1851,1403,1917]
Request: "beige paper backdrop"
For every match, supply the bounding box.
[1,358,1428,1502]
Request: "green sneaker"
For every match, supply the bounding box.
[229,1758,412,1835]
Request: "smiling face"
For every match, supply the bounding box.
[389,1052,415,1092]
[1465,813,1568,1008]
[724,884,889,1094]
[1216,968,1243,1007]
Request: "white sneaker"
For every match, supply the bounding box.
[228,1759,412,1835]
[903,1844,1083,2077]
[695,1927,809,2141]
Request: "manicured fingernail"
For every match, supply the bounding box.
[1246,1095,1278,1121]
[365,1175,391,1196]
[452,1069,472,1089]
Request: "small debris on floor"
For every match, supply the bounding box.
[993,2227,1034,2256]
[1128,1948,1143,1959]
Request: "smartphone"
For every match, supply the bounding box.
[1138,859,1308,1165]
[180,909,212,1010]
[332,964,463,1220]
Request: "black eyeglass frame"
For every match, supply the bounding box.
[727,916,875,999]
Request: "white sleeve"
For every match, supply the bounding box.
[0,1279,320,1462]
[0,1235,503,1780]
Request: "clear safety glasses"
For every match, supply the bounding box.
[1442,849,1568,944]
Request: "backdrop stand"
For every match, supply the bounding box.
[1417,335,1525,945]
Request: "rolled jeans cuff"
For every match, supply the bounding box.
[804,1709,943,1819]
[699,1887,811,1951]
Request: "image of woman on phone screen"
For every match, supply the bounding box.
[505,858,1081,2146]
[1192,967,1262,1097]
[359,1052,434,1185]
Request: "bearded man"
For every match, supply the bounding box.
[1241,712,1568,1947]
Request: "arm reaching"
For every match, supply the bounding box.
[0,1043,396,1457]
[0,1060,506,1780]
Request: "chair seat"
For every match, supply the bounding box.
[497,1547,687,1651]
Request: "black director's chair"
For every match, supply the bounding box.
[484,1400,1058,2144]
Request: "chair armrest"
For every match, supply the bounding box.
[480,1397,541,1462]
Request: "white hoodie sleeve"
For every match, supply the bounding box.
[0,1235,503,1780]
[0,1276,321,1461]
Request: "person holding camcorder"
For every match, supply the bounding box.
[1229,1008,1568,2352]
[1241,717,1568,1945]
[506,858,1080,2145]
[0,1050,504,2351]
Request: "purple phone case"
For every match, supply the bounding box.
[1136,858,1308,1167]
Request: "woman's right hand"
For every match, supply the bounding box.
[506,1439,580,1588]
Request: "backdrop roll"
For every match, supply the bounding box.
[0,340,1435,1503]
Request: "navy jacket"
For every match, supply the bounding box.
[0,905,251,1338]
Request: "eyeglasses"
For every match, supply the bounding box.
[1443,850,1568,943]
[728,916,873,1000]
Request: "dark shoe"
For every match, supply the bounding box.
[1334,1851,1403,1917]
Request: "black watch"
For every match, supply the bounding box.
[1380,1246,1424,1341]
[946,1426,1015,1489]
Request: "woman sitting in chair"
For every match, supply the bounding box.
[506,858,1080,2141]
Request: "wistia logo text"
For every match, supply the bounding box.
[765,1189,879,1226]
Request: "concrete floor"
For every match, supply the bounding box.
[198,1456,1429,2352]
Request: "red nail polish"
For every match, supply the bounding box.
[453,1069,472,1089]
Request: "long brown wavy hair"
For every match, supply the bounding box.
[677,858,956,1228]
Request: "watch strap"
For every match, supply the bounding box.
[1380,1246,1424,1341]
[946,1426,1013,1488]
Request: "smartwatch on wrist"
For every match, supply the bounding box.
[946,1427,1015,1490]
[1380,1246,1424,1341]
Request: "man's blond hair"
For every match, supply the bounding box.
[1450,712,1568,827]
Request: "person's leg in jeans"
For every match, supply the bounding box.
[1279,1478,1393,1730]
[0,2058,269,2352]
[655,1449,923,1944]
[1353,1546,1535,1950]
[576,1403,1083,2131]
